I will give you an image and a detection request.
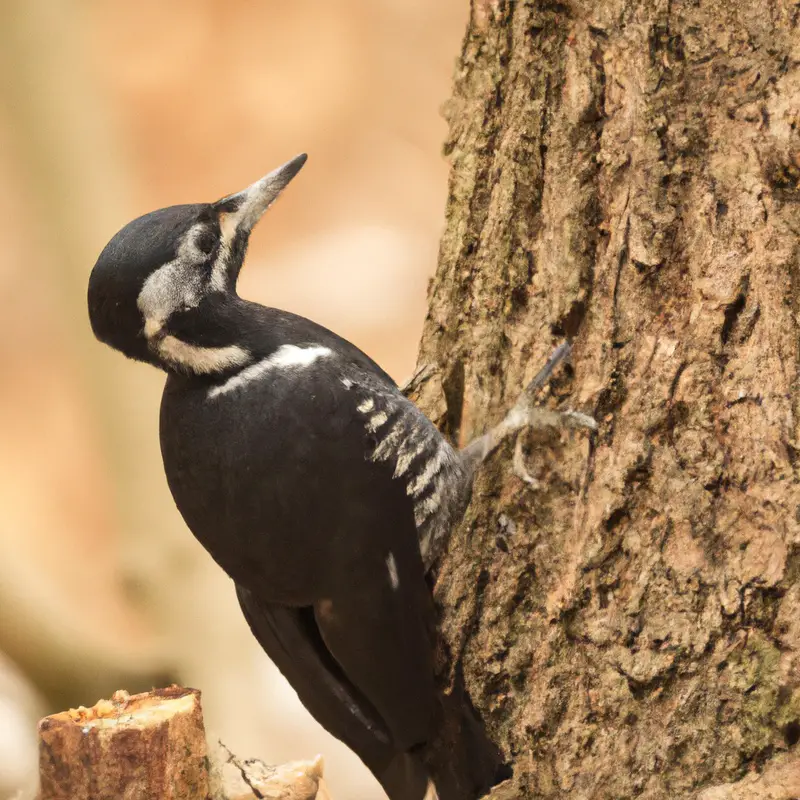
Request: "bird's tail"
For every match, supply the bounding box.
[410,680,507,800]
[375,687,505,800]
[376,750,436,800]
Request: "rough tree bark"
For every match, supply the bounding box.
[414,1,800,797]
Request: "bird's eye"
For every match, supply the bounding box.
[195,229,217,255]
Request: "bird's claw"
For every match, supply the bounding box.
[512,407,596,490]
[558,408,598,432]
[513,437,541,488]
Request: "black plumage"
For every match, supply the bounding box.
[87,154,592,799]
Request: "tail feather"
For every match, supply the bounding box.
[424,778,440,800]
[417,684,507,800]
[237,587,455,800]
[377,751,434,800]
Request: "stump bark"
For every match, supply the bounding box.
[36,687,329,800]
[416,1,800,797]
[38,687,209,800]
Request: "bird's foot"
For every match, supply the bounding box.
[511,403,597,487]
[511,403,598,434]
[460,343,597,471]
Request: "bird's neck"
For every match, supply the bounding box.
[153,293,269,379]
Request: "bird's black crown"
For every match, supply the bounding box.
[87,154,307,372]
[88,204,211,365]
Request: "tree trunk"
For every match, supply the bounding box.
[416,1,800,797]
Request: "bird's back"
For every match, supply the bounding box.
[160,305,470,592]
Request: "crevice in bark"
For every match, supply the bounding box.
[784,719,800,747]
[442,359,466,442]
[720,279,749,346]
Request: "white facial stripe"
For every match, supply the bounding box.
[386,552,399,591]
[143,317,164,339]
[138,259,203,333]
[157,336,250,374]
[208,344,332,398]
[210,178,280,292]
[138,222,221,356]
[209,245,229,292]
[135,221,264,376]
[209,218,238,292]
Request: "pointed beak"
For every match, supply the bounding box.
[213,153,307,236]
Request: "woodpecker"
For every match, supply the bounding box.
[87,154,595,800]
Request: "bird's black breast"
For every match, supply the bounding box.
[159,357,422,605]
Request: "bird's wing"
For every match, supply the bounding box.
[231,364,443,753]
[163,359,442,777]
[339,367,471,570]
[235,586,433,800]
[234,586,393,761]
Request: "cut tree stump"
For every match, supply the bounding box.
[37,686,329,800]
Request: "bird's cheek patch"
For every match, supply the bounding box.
[138,260,204,333]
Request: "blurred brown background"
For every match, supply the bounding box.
[0,2,466,797]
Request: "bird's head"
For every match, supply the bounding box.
[87,153,307,373]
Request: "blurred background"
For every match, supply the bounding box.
[0,1,466,797]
